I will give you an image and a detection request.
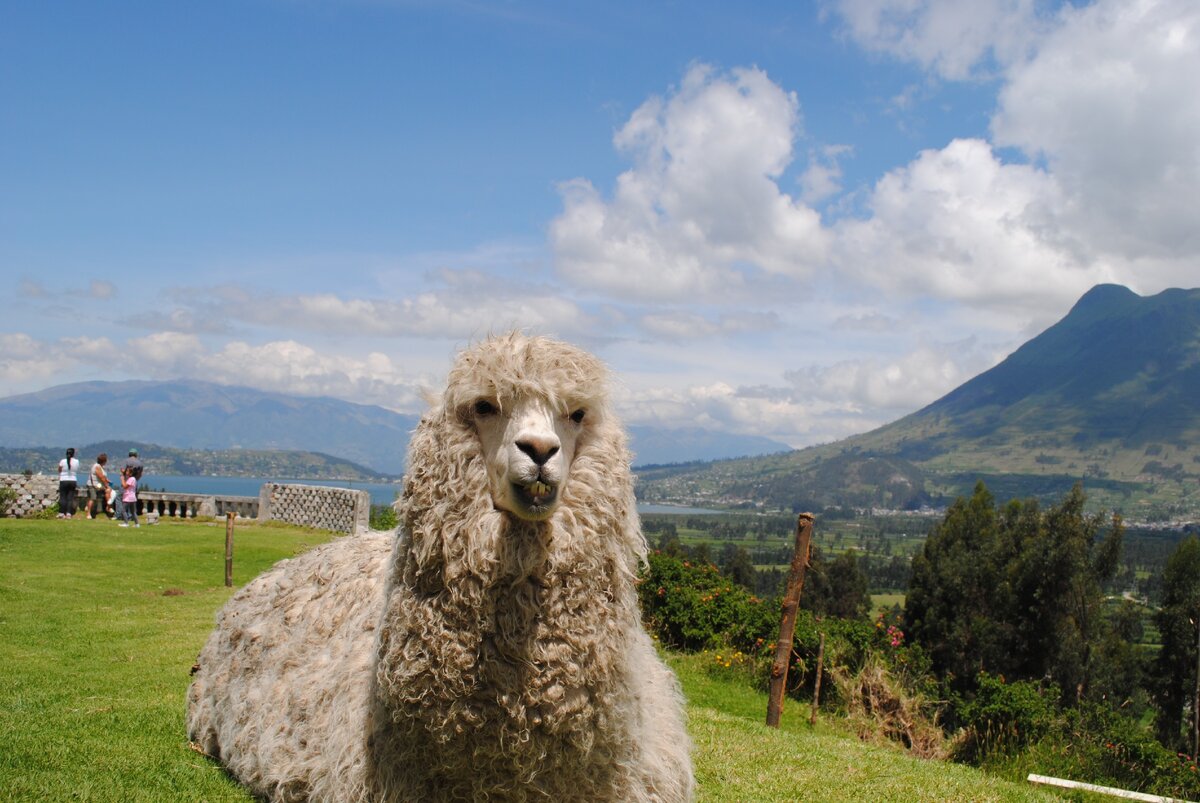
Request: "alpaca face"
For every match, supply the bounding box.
[472,394,587,522]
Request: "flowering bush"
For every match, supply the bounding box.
[639,551,921,707]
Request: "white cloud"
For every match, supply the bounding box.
[800,145,853,205]
[125,332,206,373]
[0,333,114,389]
[88,280,116,300]
[197,341,426,411]
[787,338,995,414]
[551,64,829,302]
[163,273,591,341]
[992,0,1200,272]
[118,333,429,411]
[637,309,780,341]
[834,138,1115,315]
[825,0,1050,79]
[16,276,119,301]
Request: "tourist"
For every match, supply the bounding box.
[56,447,81,519]
[84,453,111,520]
[118,466,139,528]
[123,448,143,479]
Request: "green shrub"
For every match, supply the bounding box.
[29,502,59,520]
[1009,703,1200,800]
[369,503,398,530]
[0,487,15,516]
[953,672,1058,762]
[639,551,928,713]
[639,550,777,652]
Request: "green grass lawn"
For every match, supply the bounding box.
[1,518,1061,802]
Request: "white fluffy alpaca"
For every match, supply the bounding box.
[187,333,694,802]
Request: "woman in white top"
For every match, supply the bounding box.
[57,447,81,519]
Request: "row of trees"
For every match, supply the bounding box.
[652,481,1200,762]
[905,482,1200,754]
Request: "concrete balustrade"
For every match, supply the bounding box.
[1,474,370,534]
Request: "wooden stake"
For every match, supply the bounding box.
[224,512,235,588]
[1193,614,1199,762]
[766,512,814,728]
[809,631,826,726]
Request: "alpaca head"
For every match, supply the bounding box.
[399,332,640,585]
[442,332,607,522]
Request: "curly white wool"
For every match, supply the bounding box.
[186,332,694,802]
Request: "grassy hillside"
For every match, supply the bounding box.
[0,518,1062,802]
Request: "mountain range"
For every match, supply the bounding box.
[638,285,1200,519]
[0,380,790,475]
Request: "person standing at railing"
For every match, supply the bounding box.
[84,453,111,520]
[56,447,80,519]
[118,466,139,528]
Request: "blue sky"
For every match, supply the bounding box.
[3,0,1197,452]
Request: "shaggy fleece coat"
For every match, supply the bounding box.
[187,334,694,802]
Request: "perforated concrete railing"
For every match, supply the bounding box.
[0,473,59,517]
[257,483,371,534]
[2,474,372,534]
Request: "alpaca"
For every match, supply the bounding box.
[187,332,694,802]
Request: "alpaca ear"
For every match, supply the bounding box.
[398,406,498,587]
[564,417,647,573]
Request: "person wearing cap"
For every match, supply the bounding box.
[123,448,143,476]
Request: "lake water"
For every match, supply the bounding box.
[147,474,723,514]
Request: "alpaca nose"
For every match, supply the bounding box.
[517,437,560,466]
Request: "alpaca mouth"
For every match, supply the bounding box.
[511,479,558,513]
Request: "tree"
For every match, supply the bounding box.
[719,543,757,591]
[905,482,1123,701]
[1151,535,1200,750]
[803,547,871,620]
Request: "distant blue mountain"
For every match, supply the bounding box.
[0,379,791,475]
[0,380,420,475]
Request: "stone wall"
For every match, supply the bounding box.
[257,482,370,534]
[0,473,59,517]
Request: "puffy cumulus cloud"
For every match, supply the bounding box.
[992,0,1200,272]
[113,333,428,411]
[835,138,1116,316]
[126,332,206,374]
[800,145,853,205]
[0,333,114,390]
[612,338,1001,448]
[550,64,828,302]
[195,341,426,411]
[829,0,1200,300]
[825,0,1049,79]
[787,338,996,415]
[616,381,859,447]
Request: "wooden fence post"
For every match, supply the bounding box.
[224,512,235,588]
[809,631,826,726]
[766,512,814,728]
[1193,614,1199,762]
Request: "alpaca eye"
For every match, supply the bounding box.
[473,400,498,417]
[569,408,586,424]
